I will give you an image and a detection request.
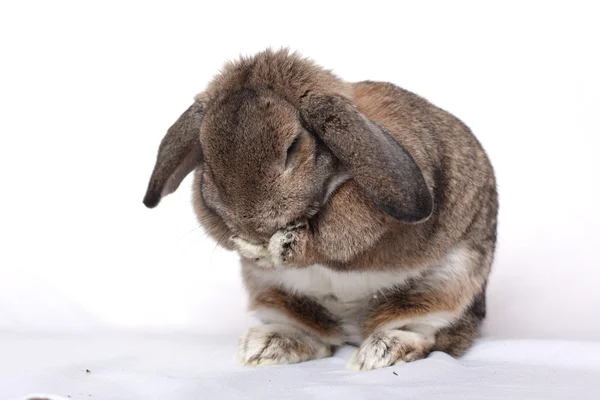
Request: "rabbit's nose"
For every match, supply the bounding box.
[235,225,271,245]
[232,232,264,246]
[241,227,273,244]
[254,223,280,237]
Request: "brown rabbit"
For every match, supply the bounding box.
[143,49,498,370]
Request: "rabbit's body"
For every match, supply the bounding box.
[144,49,497,370]
[244,247,467,346]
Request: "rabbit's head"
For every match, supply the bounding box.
[143,49,432,244]
[199,87,342,242]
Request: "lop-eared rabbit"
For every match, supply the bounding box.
[144,49,498,370]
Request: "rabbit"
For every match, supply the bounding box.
[143,48,498,371]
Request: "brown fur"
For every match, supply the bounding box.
[432,290,487,357]
[249,286,340,338]
[143,48,498,369]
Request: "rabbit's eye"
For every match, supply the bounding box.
[285,135,301,169]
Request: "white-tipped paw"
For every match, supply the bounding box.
[267,222,306,267]
[237,324,331,366]
[347,330,433,371]
[231,222,306,268]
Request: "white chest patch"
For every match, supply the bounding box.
[251,264,423,302]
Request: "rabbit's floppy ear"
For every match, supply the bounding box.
[143,102,204,208]
[300,93,433,222]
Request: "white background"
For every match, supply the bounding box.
[0,0,599,342]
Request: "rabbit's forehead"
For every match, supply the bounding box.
[201,89,299,164]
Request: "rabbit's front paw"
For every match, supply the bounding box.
[238,324,331,366]
[268,222,307,267]
[347,330,433,371]
[231,222,307,268]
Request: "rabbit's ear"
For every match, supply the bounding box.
[300,94,433,222]
[143,102,204,208]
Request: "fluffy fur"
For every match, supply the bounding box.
[143,48,498,371]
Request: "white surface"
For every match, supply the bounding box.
[1,1,600,399]
[3,335,600,400]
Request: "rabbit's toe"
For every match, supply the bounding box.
[347,330,433,371]
[238,324,331,366]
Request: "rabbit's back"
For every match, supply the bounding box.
[353,81,498,257]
